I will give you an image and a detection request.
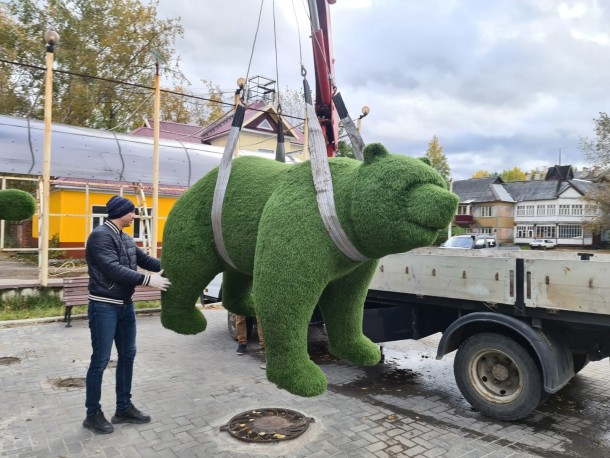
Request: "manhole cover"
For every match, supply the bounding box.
[51,377,86,388]
[220,408,314,443]
[0,356,21,366]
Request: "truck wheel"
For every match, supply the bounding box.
[454,333,543,421]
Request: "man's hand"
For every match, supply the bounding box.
[149,269,171,291]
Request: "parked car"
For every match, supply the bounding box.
[441,234,498,249]
[529,239,556,249]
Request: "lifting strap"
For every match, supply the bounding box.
[303,77,368,262]
[332,92,364,161]
[275,111,286,163]
[211,104,245,270]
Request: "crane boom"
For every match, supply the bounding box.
[308,0,339,157]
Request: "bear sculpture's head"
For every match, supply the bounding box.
[344,143,458,258]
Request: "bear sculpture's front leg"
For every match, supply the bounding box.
[253,265,329,397]
[317,260,381,365]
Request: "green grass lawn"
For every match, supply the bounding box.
[0,295,161,321]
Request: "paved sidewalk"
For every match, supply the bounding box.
[1,309,609,457]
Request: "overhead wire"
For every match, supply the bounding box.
[244,0,266,92]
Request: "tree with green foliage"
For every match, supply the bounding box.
[0,0,187,131]
[501,167,527,182]
[425,135,451,183]
[580,112,610,236]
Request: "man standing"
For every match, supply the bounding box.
[83,195,171,434]
[235,314,265,355]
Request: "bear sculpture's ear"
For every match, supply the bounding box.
[418,157,431,166]
[363,143,389,165]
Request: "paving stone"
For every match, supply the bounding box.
[1,309,610,457]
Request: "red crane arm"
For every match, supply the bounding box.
[309,0,339,157]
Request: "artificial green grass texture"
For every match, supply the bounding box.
[0,189,36,221]
[161,143,459,397]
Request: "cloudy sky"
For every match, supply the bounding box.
[155,0,609,179]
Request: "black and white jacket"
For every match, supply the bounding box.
[85,220,160,305]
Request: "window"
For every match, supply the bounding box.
[535,225,555,238]
[558,224,582,238]
[546,204,556,216]
[559,204,570,215]
[257,119,274,131]
[571,204,583,216]
[133,208,152,241]
[585,204,597,216]
[536,205,546,216]
[457,205,470,215]
[525,205,535,216]
[480,206,492,217]
[516,225,534,238]
[91,205,106,231]
[516,205,525,216]
[479,227,492,234]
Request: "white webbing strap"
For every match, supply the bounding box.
[304,98,368,262]
[210,104,246,270]
[332,92,364,161]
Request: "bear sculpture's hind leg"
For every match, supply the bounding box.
[318,261,381,366]
[254,272,328,397]
[221,271,256,317]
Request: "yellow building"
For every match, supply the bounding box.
[31,179,185,258]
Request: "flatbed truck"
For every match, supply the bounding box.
[363,248,610,421]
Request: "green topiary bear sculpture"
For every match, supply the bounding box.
[0,189,36,221]
[160,143,459,397]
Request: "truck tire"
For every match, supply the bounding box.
[454,333,544,421]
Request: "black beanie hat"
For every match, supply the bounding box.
[106,195,135,219]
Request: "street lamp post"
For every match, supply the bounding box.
[151,60,160,256]
[40,30,59,286]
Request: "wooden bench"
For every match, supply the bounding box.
[62,276,161,327]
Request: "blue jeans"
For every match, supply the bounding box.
[85,301,136,416]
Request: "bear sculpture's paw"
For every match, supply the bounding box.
[267,359,328,397]
[329,335,381,366]
[160,307,207,335]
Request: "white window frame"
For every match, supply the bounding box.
[558,224,582,238]
[133,207,152,241]
[91,205,106,232]
[535,225,555,238]
[480,206,492,217]
[516,225,534,238]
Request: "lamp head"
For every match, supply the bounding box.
[44,30,60,45]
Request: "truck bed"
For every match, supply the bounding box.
[369,248,610,315]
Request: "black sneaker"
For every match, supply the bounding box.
[83,411,114,434]
[111,403,151,424]
[236,343,247,355]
